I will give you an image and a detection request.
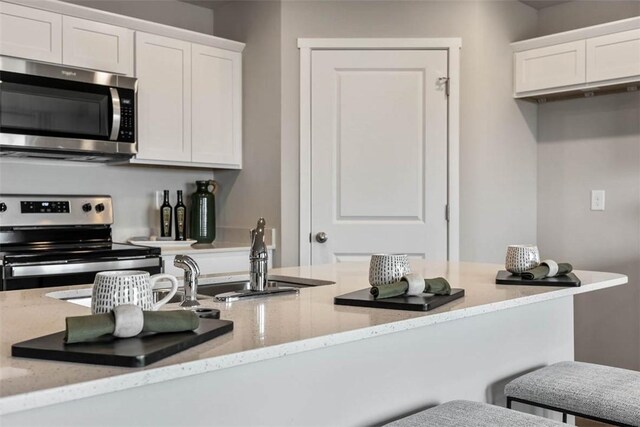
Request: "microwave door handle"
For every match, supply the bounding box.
[109,88,121,141]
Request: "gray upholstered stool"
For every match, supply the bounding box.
[505,361,640,426]
[385,400,564,426]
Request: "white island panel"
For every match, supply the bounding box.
[0,261,627,422]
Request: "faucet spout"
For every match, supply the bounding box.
[250,218,268,291]
[174,254,201,308]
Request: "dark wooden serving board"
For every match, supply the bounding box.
[334,288,465,312]
[495,270,581,287]
[12,318,233,368]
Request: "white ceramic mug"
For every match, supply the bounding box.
[505,245,540,274]
[91,270,179,314]
[369,254,412,286]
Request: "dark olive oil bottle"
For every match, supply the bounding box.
[160,190,172,238]
[174,190,186,241]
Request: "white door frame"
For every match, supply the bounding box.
[298,38,461,266]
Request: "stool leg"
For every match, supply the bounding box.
[506,397,512,409]
[562,412,567,423]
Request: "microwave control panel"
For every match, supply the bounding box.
[118,93,135,142]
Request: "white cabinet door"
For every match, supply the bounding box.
[586,29,640,83]
[0,2,61,63]
[514,40,586,94]
[191,44,242,167]
[135,32,192,162]
[310,50,449,264]
[62,16,133,75]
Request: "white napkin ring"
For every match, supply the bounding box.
[542,259,559,278]
[113,304,144,338]
[403,273,425,296]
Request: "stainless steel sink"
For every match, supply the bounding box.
[154,275,334,304]
[199,275,334,302]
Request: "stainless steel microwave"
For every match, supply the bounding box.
[0,56,137,162]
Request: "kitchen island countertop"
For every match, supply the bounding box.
[0,261,627,416]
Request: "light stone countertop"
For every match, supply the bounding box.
[0,261,627,415]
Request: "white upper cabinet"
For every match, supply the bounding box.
[586,29,640,83]
[0,2,62,63]
[134,38,243,169]
[514,41,586,94]
[513,17,640,100]
[191,44,242,167]
[135,32,192,163]
[62,16,133,75]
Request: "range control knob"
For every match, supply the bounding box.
[82,203,92,212]
[95,203,105,213]
[0,202,6,212]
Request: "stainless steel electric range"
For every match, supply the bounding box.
[0,195,161,291]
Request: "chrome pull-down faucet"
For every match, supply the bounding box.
[174,254,201,308]
[250,217,268,291]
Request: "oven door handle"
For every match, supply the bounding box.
[109,88,121,141]
[7,258,160,278]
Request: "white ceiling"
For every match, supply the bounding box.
[519,0,571,10]
[182,0,573,12]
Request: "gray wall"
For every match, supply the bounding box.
[279,0,539,266]
[0,0,216,242]
[0,161,212,242]
[536,1,640,370]
[61,0,214,35]
[212,1,283,263]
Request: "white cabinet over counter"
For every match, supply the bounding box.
[133,36,243,169]
[514,40,586,94]
[134,32,192,163]
[512,16,640,102]
[191,44,242,168]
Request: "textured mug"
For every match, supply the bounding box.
[505,245,540,274]
[91,271,179,314]
[369,254,412,286]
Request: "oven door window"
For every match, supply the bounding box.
[0,72,112,140]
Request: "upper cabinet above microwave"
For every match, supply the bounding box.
[0,2,133,75]
[62,16,133,76]
[0,2,62,64]
[512,17,640,102]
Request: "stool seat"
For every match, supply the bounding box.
[385,400,564,426]
[505,361,640,426]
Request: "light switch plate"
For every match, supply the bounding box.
[591,190,605,211]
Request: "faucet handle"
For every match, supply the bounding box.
[251,218,267,256]
[253,217,265,233]
[174,254,200,277]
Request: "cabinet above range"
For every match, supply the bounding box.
[512,17,640,102]
[0,0,244,169]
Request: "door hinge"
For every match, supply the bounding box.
[445,204,450,222]
[309,233,312,243]
[438,77,450,97]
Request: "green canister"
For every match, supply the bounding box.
[190,180,216,243]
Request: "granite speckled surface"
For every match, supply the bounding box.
[0,261,627,414]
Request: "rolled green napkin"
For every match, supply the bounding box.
[521,262,573,280]
[65,310,199,344]
[370,277,451,299]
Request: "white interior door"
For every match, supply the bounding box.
[310,50,449,264]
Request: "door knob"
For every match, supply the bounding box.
[315,232,328,243]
